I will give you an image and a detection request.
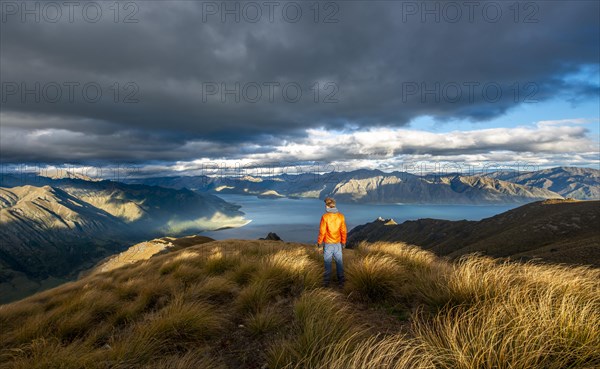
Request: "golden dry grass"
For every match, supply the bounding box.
[1,239,598,369]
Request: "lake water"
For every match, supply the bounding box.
[203,195,519,243]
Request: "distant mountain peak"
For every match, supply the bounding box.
[39,170,100,182]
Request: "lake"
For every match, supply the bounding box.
[203,195,519,243]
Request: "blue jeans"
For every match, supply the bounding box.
[323,243,345,286]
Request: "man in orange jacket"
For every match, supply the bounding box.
[317,197,347,288]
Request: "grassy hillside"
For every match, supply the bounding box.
[1,239,599,369]
[347,199,600,266]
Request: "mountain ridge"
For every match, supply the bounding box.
[346,199,600,266]
[120,166,600,204]
[488,166,600,200]
[0,177,248,303]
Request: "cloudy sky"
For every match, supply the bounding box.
[1,0,599,176]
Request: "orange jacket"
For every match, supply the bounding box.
[318,211,347,244]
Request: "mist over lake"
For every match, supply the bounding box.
[203,195,519,243]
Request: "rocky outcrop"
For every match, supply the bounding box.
[259,232,283,241]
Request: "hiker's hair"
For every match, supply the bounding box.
[324,197,336,208]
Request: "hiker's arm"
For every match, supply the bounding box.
[317,215,326,245]
[340,216,347,246]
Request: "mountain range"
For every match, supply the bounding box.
[487,166,600,200]
[0,175,247,303]
[1,166,597,302]
[124,167,600,204]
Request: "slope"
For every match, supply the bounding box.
[0,239,598,369]
[347,199,600,266]
[0,179,248,303]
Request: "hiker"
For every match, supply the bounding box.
[317,197,347,288]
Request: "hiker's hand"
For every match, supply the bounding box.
[317,243,323,253]
[342,243,346,249]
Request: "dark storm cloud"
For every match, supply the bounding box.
[0,0,599,162]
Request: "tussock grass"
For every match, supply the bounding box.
[303,333,434,369]
[235,280,276,314]
[228,261,258,286]
[236,248,321,314]
[413,288,600,369]
[255,249,321,294]
[267,289,367,368]
[345,254,407,302]
[267,289,364,369]
[172,263,206,285]
[245,307,284,336]
[204,249,240,275]
[132,296,226,345]
[359,241,437,271]
[142,349,227,369]
[0,337,97,369]
[1,239,598,369]
[186,276,238,304]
